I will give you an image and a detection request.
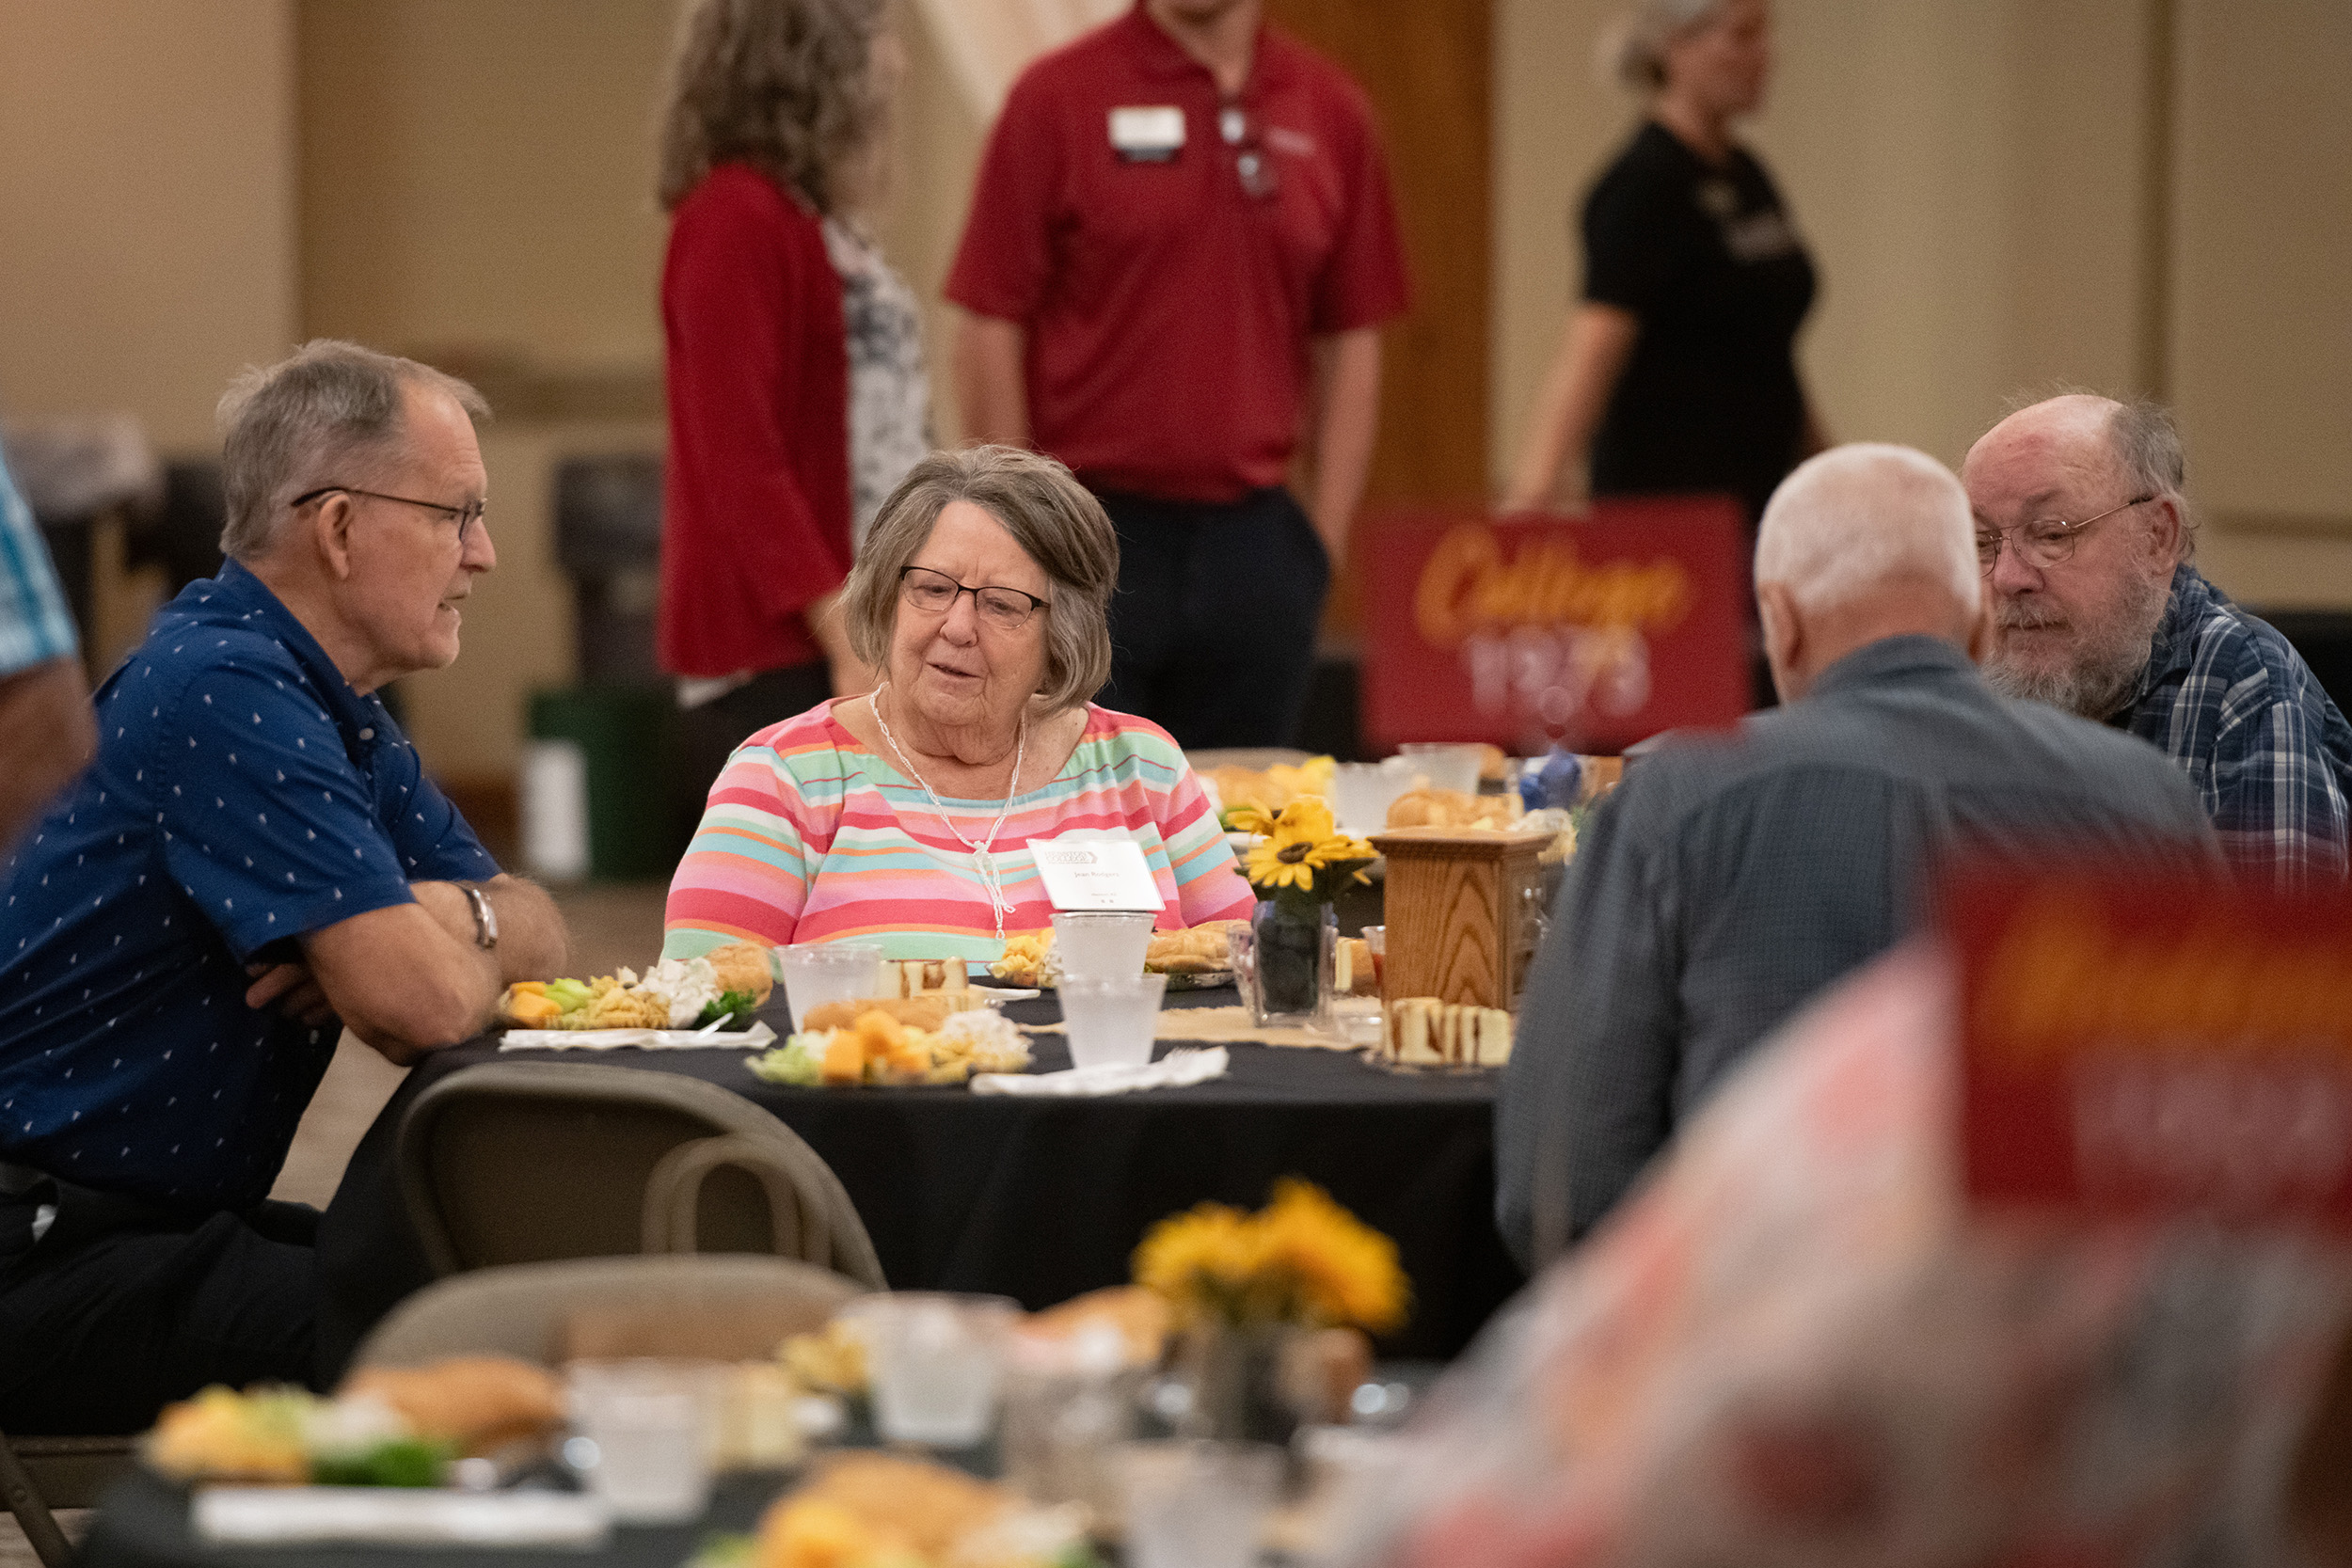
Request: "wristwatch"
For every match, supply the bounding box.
[462,884,499,950]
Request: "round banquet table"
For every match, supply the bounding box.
[314,987,1524,1376]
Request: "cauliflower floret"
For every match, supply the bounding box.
[639,956,722,1028]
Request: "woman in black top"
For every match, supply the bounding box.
[1506,0,1822,527]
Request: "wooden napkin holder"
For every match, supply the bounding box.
[1368,827,1553,1012]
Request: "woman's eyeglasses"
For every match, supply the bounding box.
[898,565,1046,630]
[291,484,486,547]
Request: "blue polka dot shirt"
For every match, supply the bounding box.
[0,561,500,1212]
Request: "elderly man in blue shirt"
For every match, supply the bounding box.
[1965,392,2352,886]
[0,341,568,1432]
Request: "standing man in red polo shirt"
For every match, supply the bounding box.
[947,0,1410,750]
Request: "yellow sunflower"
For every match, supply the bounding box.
[1245,833,1340,893]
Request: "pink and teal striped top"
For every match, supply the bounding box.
[662,700,1255,962]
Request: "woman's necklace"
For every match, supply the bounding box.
[869,686,1028,942]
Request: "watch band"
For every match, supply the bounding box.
[463,884,499,950]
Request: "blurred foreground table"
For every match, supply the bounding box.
[317,989,1523,1375]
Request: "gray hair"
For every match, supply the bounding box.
[1756,443,1981,617]
[215,340,488,562]
[1598,0,1726,91]
[843,446,1118,713]
[1996,384,2197,559]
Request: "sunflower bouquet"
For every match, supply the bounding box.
[1226,797,1377,905]
[1133,1179,1408,1335]
[1134,1180,1408,1440]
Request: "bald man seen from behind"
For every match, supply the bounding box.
[1495,444,2222,1269]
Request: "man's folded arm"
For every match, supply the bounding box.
[295,874,568,1065]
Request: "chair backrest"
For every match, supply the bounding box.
[397,1062,885,1289]
[352,1254,863,1370]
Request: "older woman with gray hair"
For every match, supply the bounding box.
[1505,0,1823,544]
[662,446,1253,961]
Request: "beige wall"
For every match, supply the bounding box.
[0,0,299,452]
[1489,0,2352,606]
[299,0,675,377]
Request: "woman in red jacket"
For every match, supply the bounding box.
[655,0,927,828]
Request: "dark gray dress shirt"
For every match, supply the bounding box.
[1494,635,2221,1270]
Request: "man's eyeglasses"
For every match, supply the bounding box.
[1219,101,1279,200]
[898,565,1047,630]
[1976,494,2155,575]
[291,484,486,546]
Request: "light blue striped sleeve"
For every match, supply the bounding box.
[0,447,78,674]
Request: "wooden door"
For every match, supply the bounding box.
[1267,0,1492,636]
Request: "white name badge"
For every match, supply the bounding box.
[1108,105,1185,161]
[1029,830,1166,912]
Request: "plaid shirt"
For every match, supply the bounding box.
[0,447,77,676]
[2119,564,2352,886]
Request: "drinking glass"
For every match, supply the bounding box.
[1396,742,1483,796]
[565,1360,720,1524]
[1050,911,1156,982]
[840,1293,1021,1447]
[1116,1440,1282,1568]
[778,941,885,1032]
[1059,973,1168,1069]
[1326,757,1418,835]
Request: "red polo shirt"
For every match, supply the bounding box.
[946,5,1410,504]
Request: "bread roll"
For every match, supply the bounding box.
[342,1357,564,1453]
[701,942,776,1005]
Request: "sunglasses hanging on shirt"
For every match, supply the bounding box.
[1221,100,1279,200]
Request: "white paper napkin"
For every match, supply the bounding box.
[499,1022,777,1052]
[970,1046,1229,1097]
[194,1487,611,1547]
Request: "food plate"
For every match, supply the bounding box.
[499,1022,778,1052]
[1159,970,1235,990]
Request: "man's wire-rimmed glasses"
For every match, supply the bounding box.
[291,484,486,547]
[898,564,1046,631]
[1976,494,2155,576]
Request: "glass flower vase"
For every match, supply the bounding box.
[1243,896,1334,1030]
[1176,1323,1299,1447]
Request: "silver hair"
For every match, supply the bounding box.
[842,446,1118,713]
[215,340,488,562]
[1597,0,1727,92]
[1996,384,2197,560]
[1755,443,1981,617]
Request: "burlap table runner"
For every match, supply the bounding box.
[1024,1004,1358,1052]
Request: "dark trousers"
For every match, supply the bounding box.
[0,1184,320,1433]
[1092,486,1330,751]
[672,659,834,847]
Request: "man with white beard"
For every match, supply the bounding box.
[1963,392,2352,884]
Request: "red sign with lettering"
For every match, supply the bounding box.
[1358,497,1752,754]
[1948,866,2352,1230]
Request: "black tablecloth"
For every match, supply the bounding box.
[316,989,1522,1373]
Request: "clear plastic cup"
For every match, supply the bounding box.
[1059,974,1168,1069]
[1050,911,1156,983]
[1116,1440,1283,1568]
[778,941,885,1032]
[1396,742,1484,796]
[840,1293,1021,1447]
[1326,758,1419,834]
[564,1360,721,1524]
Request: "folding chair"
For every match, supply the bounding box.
[397,1062,886,1289]
[1,1429,134,1568]
[353,1253,860,1369]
